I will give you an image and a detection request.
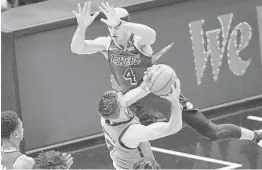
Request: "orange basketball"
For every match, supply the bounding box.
[145,64,177,96]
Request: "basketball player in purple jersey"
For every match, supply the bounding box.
[71,1,262,147]
[98,79,183,169]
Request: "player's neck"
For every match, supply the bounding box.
[114,33,130,50]
[110,115,129,124]
[114,39,129,50]
[2,139,20,152]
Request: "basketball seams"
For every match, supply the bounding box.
[150,67,168,92]
[154,69,174,94]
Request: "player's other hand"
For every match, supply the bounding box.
[144,64,160,78]
[62,153,74,169]
[99,2,121,28]
[72,1,99,28]
[140,81,150,92]
[160,79,181,108]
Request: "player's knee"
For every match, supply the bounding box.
[204,124,222,141]
[205,131,220,141]
[200,123,221,141]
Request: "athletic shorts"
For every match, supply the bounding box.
[130,93,199,125]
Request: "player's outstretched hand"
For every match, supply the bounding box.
[143,64,160,78]
[72,1,99,28]
[139,81,150,92]
[62,153,74,169]
[99,2,121,28]
[160,79,181,108]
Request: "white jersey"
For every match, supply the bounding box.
[101,116,155,169]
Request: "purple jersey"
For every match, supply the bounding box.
[107,34,153,93]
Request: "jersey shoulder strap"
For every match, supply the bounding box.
[118,121,140,150]
[1,151,22,169]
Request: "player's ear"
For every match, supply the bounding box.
[12,131,19,138]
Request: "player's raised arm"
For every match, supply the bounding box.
[99,2,156,45]
[121,80,183,148]
[119,81,150,108]
[120,21,156,45]
[71,1,110,55]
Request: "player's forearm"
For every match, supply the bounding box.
[168,105,183,133]
[71,26,87,54]
[139,120,180,142]
[120,83,150,107]
[148,106,182,138]
[121,21,156,44]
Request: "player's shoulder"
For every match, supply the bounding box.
[123,123,143,138]
[95,36,110,46]
[13,154,35,169]
[100,118,110,129]
[132,35,153,57]
[17,154,34,162]
[95,36,111,42]
[120,123,143,148]
[100,117,106,125]
[96,36,112,55]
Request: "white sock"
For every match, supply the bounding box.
[239,127,255,140]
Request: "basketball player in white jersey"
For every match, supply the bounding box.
[98,78,183,169]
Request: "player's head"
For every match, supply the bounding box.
[133,157,161,169]
[1,0,19,12]
[107,7,130,42]
[98,90,122,119]
[98,90,132,120]
[1,111,24,144]
[33,150,69,169]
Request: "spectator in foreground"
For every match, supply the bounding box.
[1,110,35,169]
[1,0,19,12]
[133,157,161,169]
[33,150,73,169]
[1,110,74,169]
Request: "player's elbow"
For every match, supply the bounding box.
[71,44,79,54]
[140,28,156,45]
[71,44,83,54]
[146,29,156,45]
[168,119,183,134]
[71,44,91,55]
[71,47,77,54]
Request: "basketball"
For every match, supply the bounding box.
[145,64,177,96]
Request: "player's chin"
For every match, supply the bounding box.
[110,110,121,120]
[112,36,120,41]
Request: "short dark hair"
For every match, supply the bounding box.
[98,90,120,119]
[1,111,20,139]
[33,150,68,169]
[133,157,161,169]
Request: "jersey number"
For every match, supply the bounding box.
[105,138,115,152]
[123,68,137,85]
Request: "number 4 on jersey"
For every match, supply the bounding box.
[123,68,137,85]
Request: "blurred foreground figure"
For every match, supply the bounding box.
[1,111,35,169]
[33,150,73,169]
[133,157,161,169]
[1,0,19,12]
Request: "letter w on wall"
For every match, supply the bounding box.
[189,13,252,85]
